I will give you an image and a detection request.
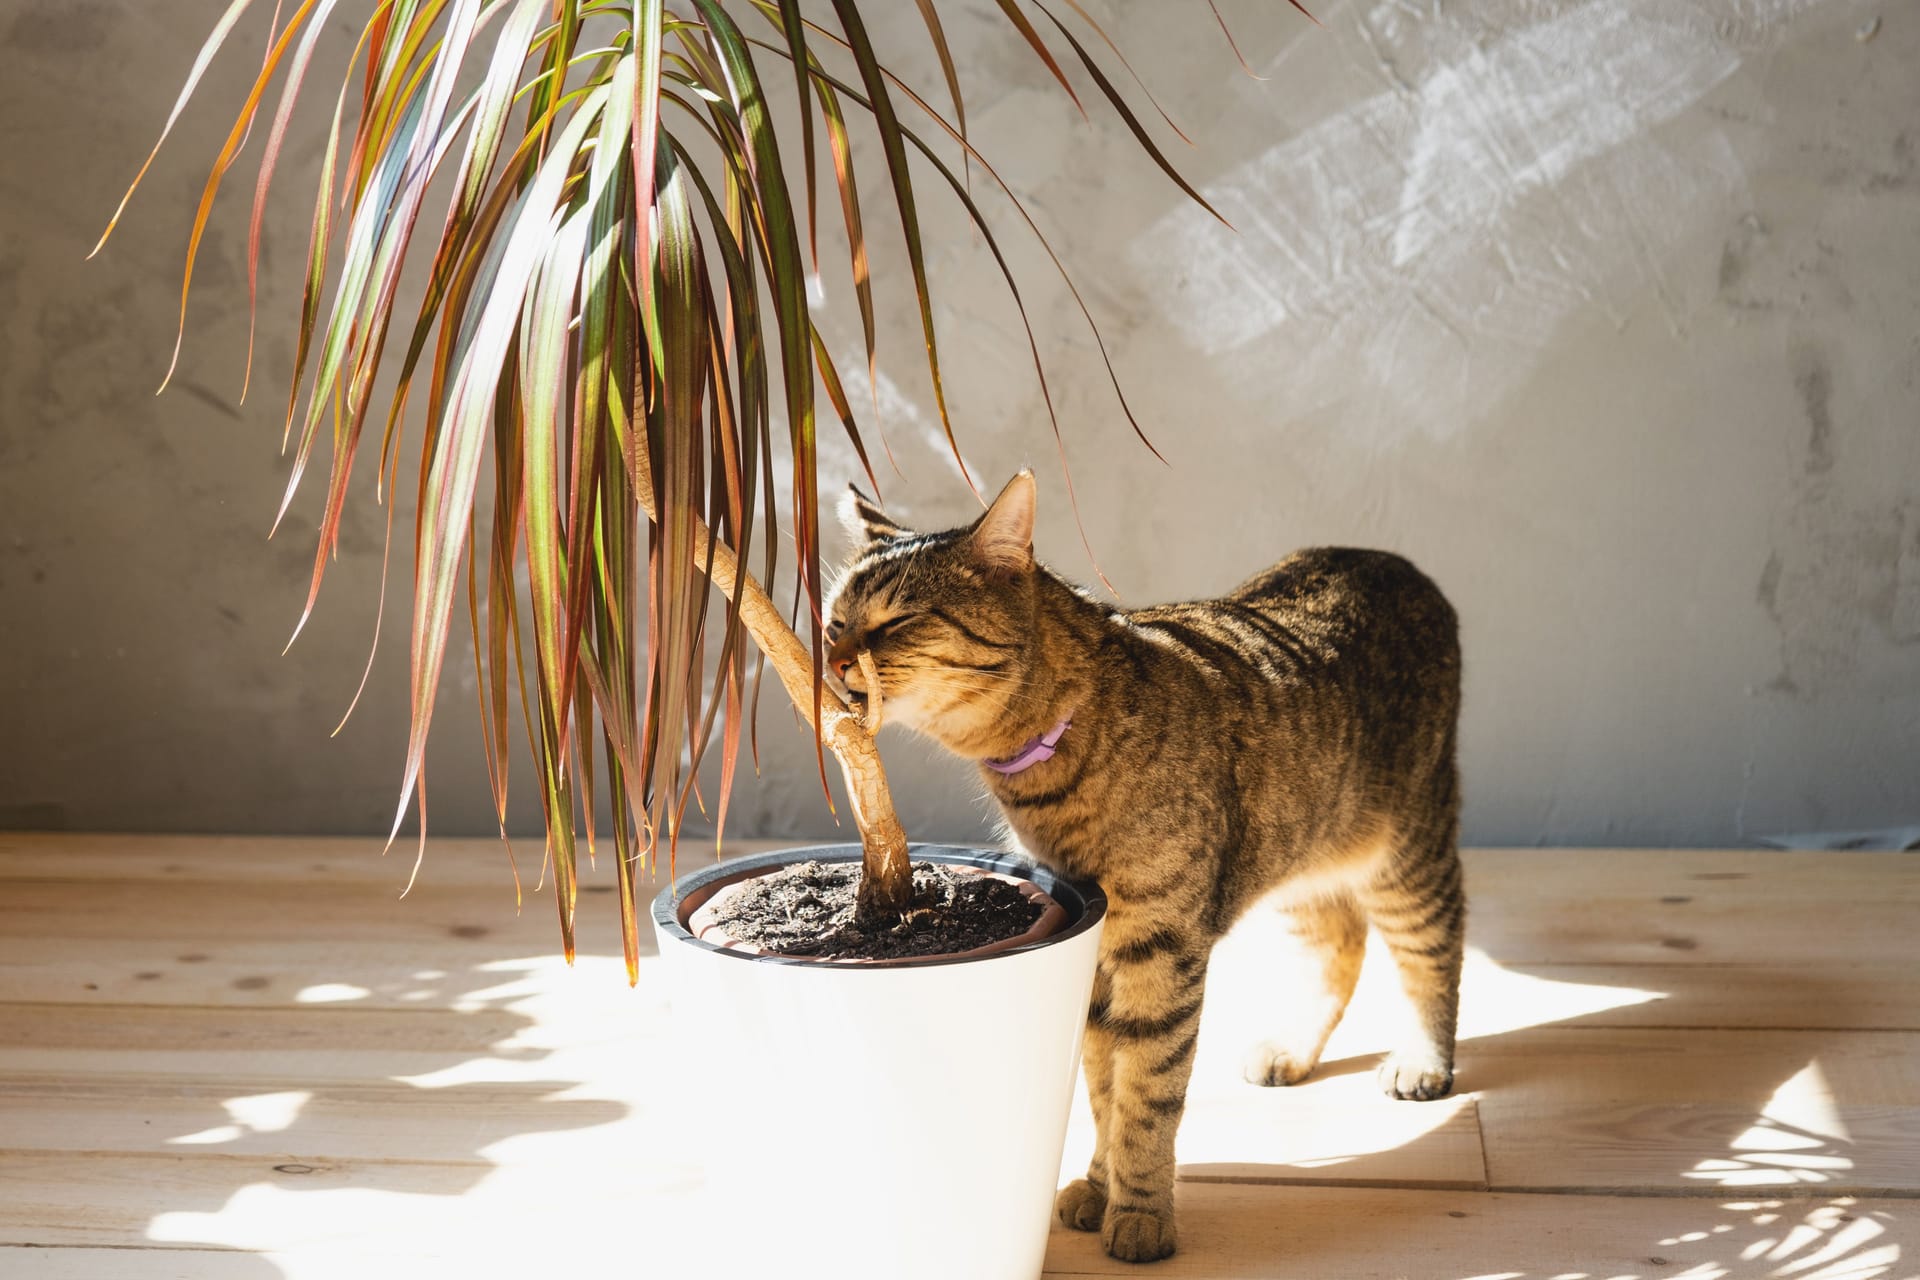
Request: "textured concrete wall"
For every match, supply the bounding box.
[2,0,1915,857]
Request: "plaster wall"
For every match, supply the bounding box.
[1,0,1914,862]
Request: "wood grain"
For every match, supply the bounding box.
[1040,1183,1919,1278]
[2,835,1915,1278]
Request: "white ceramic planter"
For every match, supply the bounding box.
[652,844,1106,1280]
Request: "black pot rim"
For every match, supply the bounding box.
[651,843,1107,970]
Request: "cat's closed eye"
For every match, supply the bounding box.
[862,616,913,644]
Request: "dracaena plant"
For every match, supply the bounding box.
[96,0,1305,980]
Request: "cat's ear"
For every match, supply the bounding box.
[839,484,908,548]
[969,470,1036,573]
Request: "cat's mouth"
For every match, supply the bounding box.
[829,667,869,713]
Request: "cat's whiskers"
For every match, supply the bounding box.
[910,662,1025,686]
[897,671,1040,707]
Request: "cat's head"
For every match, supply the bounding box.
[824,471,1040,750]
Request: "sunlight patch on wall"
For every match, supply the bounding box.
[1134,0,1830,443]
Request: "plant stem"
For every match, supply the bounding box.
[627,461,914,921]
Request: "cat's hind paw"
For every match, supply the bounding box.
[1055,1179,1107,1232]
[1242,1039,1317,1087]
[1103,1206,1177,1263]
[1379,1050,1454,1101]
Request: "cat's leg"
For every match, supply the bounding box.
[1242,893,1368,1086]
[1357,819,1465,1101]
[1091,918,1209,1263]
[1055,966,1114,1231]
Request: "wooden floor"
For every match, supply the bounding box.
[1,834,1915,1279]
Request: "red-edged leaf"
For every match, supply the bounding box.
[1035,4,1230,228]
[827,0,975,508]
[1056,0,1197,142]
[89,0,262,260]
[156,0,318,394]
[244,0,345,404]
[910,0,969,189]
[991,0,1086,120]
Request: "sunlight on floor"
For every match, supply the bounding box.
[136,949,688,1271]
[1686,1062,1855,1190]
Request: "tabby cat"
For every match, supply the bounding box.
[824,471,1464,1264]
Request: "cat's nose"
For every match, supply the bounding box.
[831,655,852,679]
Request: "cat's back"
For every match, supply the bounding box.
[1233,546,1456,648]
[1118,546,1456,694]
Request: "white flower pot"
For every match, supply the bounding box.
[652,844,1106,1280]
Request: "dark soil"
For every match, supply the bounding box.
[703,860,1046,960]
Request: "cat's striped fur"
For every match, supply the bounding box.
[826,473,1464,1264]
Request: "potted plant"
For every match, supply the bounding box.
[96,3,1304,1275]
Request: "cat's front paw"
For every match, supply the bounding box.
[1056,1178,1107,1232]
[1242,1039,1317,1087]
[1103,1206,1177,1263]
[1379,1050,1454,1100]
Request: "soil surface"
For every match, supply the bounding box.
[702,860,1047,960]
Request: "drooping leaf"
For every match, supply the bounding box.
[910,0,968,190]
[90,0,263,260]
[115,0,1311,971]
[243,0,344,405]
[827,0,974,505]
[1035,3,1230,228]
[991,0,1085,119]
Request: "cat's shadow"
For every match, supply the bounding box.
[1152,944,1908,1278]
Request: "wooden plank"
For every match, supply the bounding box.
[1476,962,1920,1031]
[1462,850,1920,967]
[0,832,774,884]
[7,838,1894,891]
[7,839,1911,979]
[0,996,672,1083]
[0,1152,497,1247]
[0,1151,696,1255]
[1464,848,1920,901]
[2,1248,292,1280]
[1473,1028,1920,1194]
[4,942,1912,1030]
[7,1183,1915,1280]
[1040,1183,1919,1278]
[0,877,661,944]
[1,1241,693,1280]
[18,1189,1920,1280]
[0,1074,661,1166]
[0,833,539,887]
[0,902,656,1013]
[0,935,653,1009]
[1468,895,1919,966]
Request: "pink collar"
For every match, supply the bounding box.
[984,717,1072,775]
